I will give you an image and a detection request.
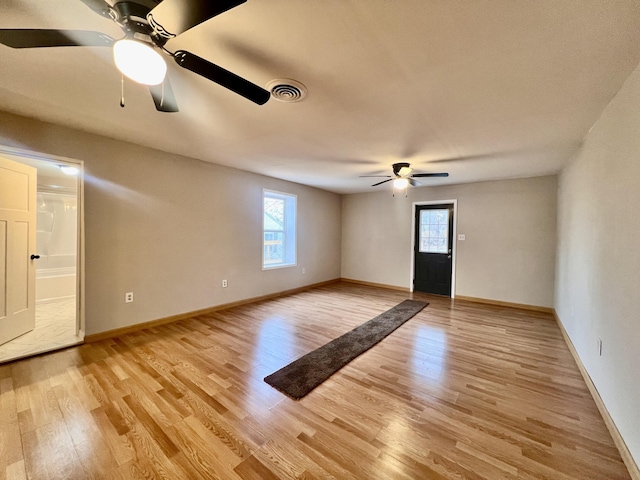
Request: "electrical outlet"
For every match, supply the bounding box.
[222,279,228,288]
[302,267,306,274]
[125,292,134,303]
[458,234,466,241]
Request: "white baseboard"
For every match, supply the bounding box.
[553,310,639,480]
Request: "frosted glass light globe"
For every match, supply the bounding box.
[113,39,167,86]
[393,178,409,190]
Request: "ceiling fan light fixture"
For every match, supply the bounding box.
[113,39,166,85]
[393,178,409,190]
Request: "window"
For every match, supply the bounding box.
[263,190,296,269]
[419,208,449,253]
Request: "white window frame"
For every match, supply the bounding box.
[262,189,297,270]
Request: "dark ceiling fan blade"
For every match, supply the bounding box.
[371,178,394,187]
[411,172,449,178]
[149,78,179,113]
[173,50,270,105]
[78,0,112,18]
[148,0,246,37]
[408,178,422,187]
[0,29,113,48]
[359,175,392,178]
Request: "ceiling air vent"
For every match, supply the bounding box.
[267,79,307,103]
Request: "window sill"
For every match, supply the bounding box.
[262,263,297,271]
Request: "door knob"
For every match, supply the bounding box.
[30,254,40,260]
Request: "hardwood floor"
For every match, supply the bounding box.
[0,282,631,479]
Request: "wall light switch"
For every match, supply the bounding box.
[458,234,466,241]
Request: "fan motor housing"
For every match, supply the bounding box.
[392,162,411,176]
[113,1,155,36]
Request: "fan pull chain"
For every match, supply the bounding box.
[120,73,125,108]
[391,188,408,198]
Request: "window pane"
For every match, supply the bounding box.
[264,197,284,230]
[263,191,296,268]
[418,208,449,253]
[263,232,284,265]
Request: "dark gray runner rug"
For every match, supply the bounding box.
[264,299,428,399]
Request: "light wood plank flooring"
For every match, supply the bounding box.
[0,282,631,479]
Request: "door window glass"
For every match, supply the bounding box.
[419,209,449,253]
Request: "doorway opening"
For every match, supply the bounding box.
[0,147,84,363]
[411,200,457,297]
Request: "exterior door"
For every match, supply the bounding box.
[414,204,453,296]
[0,156,37,345]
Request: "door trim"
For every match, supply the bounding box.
[0,145,85,338]
[410,199,457,297]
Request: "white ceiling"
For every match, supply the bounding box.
[1,1,640,194]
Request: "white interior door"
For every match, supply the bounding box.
[0,156,37,345]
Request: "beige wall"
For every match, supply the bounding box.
[556,63,640,465]
[0,112,342,335]
[342,176,557,307]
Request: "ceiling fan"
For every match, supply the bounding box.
[0,0,271,112]
[361,162,449,188]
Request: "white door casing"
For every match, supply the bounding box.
[0,156,37,345]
